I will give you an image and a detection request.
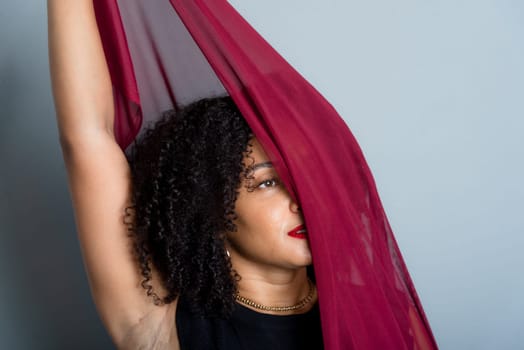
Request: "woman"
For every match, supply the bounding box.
[48,1,322,348]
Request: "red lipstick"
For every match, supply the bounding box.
[288,224,307,239]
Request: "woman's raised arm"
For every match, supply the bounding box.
[47,1,176,348]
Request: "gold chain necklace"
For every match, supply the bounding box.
[234,278,316,312]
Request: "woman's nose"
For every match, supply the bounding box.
[290,200,301,214]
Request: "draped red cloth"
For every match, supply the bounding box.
[94,1,438,349]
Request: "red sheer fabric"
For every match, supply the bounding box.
[94,1,438,349]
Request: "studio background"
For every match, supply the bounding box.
[1,1,522,349]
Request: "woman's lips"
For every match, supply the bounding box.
[288,224,307,239]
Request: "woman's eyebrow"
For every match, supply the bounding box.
[251,161,273,172]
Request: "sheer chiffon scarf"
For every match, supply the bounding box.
[93,1,438,349]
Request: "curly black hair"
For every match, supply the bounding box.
[126,96,255,317]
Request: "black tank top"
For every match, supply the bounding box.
[175,296,324,350]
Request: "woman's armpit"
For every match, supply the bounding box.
[118,299,180,350]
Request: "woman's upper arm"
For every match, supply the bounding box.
[48,1,177,347]
[60,134,175,346]
[68,139,183,350]
[57,96,181,350]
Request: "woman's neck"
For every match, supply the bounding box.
[231,263,316,315]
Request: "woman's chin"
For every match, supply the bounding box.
[291,246,313,267]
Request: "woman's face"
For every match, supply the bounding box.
[227,138,312,271]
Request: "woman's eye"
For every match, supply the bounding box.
[257,178,279,189]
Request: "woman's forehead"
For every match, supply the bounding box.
[246,138,269,166]
[248,138,270,162]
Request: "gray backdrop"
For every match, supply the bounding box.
[1,1,523,349]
